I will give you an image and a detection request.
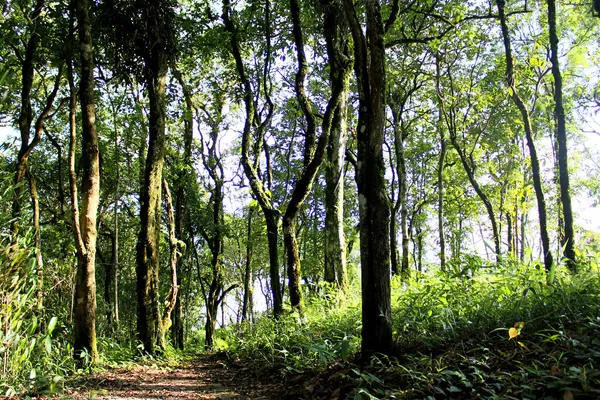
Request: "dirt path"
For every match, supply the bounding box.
[65,354,278,400]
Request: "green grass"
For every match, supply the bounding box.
[218,260,600,399]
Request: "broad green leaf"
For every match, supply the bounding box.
[48,316,58,335]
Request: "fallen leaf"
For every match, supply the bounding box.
[509,327,520,339]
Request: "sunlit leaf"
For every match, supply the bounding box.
[48,316,58,335]
[509,327,519,339]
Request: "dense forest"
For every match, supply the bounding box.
[1,0,600,398]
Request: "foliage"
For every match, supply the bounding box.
[218,286,361,374]
[218,260,600,399]
[0,234,74,396]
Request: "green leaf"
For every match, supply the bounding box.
[507,87,513,97]
[44,336,52,355]
[29,316,38,335]
[47,316,58,335]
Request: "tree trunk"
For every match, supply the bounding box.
[323,0,351,291]
[13,61,62,236]
[136,21,168,353]
[390,212,399,276]
[496,0,553,272]
[172,69,195,350]
[242,207,254,322]
[73,0,99,363]
[435,53,447,272]
[547,0,576,272]
[342,0,393,357]
[112,109,120,327]
[46,132,66,216]
[159,179,180,348]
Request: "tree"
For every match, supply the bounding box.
[322,0,352,291]
[135,0,176,354]
[547,0,576,272]
[496,0,553,273]
[282,0,351,310]
[436,38,503,262]
[341,0,393,356]
[11,0,63,237]
[222,0,283,316]
[72,0,100,363]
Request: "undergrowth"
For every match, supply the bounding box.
[219,259,600,399]
[217,285,362,375]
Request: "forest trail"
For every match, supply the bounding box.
[65,354,278,400]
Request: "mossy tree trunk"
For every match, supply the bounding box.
[323,0,351,291]
[72,0,100,364]
[136,0,169,353]
[342,0,393,357]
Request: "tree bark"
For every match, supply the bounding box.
[547,0,576,272]
[159,179,180,348]
[323,0,351,291]
[496,0,553,273]
[435,53,447,272]
[342,0,393,357]
[242,207,254,322]
[73,0,99,363]
[172,68,195,350]
[136,1,169,352]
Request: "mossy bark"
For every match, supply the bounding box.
[73,0,99,363]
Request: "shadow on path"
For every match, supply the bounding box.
[67,354,274,400]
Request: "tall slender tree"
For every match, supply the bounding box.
[222,0,283,316]
[496,0,553,273]
[323,0,352,291]
[72,0,100,363]
[547,0,576,272]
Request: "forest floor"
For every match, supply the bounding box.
[62,353,302,400]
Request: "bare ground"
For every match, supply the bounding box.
[62,354,291,400]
